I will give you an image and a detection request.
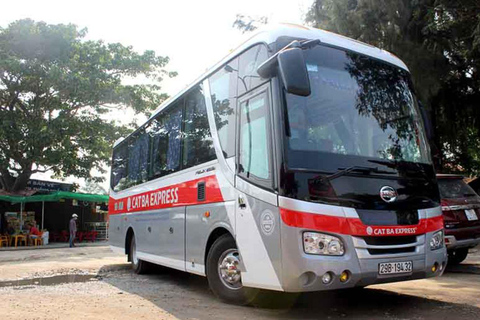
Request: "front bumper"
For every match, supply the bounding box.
[280,227,447,292]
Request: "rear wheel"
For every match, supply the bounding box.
[448,248,469,265]
[206,234,258,305]
[130,236,149,274]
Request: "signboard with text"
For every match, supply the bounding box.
[26,179,73,192]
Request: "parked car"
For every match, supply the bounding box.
[469,178,480,196]
[437,174,480,264]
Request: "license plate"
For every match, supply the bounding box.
[465,209,478,221]
[378,261,413,275]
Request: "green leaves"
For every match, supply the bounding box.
[0,19,176,191]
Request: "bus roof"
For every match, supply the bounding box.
[115,23,409,148]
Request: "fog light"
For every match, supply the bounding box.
[431,262,438,273]
[321,272,333,284]
[339,271,349,283]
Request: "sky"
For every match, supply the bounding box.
[0,0,312,190]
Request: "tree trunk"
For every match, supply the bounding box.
[0,169,32,192]
[429,96,443,172]
[12,171,32,192]
[0,169,16,192]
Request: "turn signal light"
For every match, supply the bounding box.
[431,263,438,273]
[340,271,349,283]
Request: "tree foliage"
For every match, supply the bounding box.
[80,179,107,195]
[233,14,268,33]
[307,0,480,176]
[0,19,176,192]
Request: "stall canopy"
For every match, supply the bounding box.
[0,191,108,204]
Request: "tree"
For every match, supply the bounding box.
[233,14,268,33]
[306,0,480,176]
[0,19,176,192]
[80,179,107,195]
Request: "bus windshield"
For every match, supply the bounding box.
[285,45,431,172]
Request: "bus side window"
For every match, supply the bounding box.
[128,130,149,185]
[238,45,268,96]
[111,143,128,191]
[183,85,216,169]
[238,90,272,188]
[209,58,238,158]
[149,103,183,178]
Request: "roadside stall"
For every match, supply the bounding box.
[0,191,109,248]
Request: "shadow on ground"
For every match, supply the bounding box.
[98,263,480,320]
[445,262,480,275]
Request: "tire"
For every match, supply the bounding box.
[206,234,258,305]
[130,235,149,274]
[448,248,469,265]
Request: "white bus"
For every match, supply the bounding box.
[109,24,447,304]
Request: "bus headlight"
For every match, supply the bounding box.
[430,230,444,250]
[303,232,345,256]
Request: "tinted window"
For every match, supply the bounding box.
[285,45,431,173]
[111,143,128,191]
[438,179,478,199]
[128,130,149,185]
[149,103,183,177]
[183,86,216,168]
[239,91,271,183]
[209,58,238,157]
[238,45,268,96]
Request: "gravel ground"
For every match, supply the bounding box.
[0,246,479,319]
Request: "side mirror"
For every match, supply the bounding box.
[277,48,311,97]
[257,39,316,97]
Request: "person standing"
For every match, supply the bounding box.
[69,214,78,248]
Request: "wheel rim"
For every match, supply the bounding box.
[131,238,139,265]
[218,249,242,290]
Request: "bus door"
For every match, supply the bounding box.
[234,84,283,290]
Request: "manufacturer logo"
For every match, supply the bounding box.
[366,226,373,235]
[380,186,397,203]
[260,210,275,235]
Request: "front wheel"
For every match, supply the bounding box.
[130,235,149,274]
[206,234,258,305]
[448,248,469,265]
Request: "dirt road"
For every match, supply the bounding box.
[1,246,479,319]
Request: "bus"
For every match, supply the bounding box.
[108,24,447,304]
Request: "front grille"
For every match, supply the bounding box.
[356,209,419,226]
[367,247,416,255]
[361,236,417,246]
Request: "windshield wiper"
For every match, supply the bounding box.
[327,166,395,181]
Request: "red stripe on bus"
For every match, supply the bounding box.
[280,208,444,236]
[108,175,224,215]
